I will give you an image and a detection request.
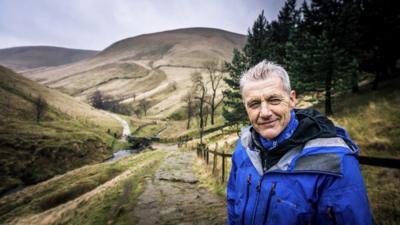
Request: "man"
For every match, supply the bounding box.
[227,60,373,225]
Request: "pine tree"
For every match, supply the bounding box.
[243,10,270,66]
[223,10,273,126]
[286,0,357,115]
[268,0,299,66]
[222,49,249,126]
[360,0,400,89]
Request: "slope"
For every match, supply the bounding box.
[23,27,246,117]
[0,66,121,196]
[0,46,98,72]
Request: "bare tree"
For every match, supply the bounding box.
[182,91,194,129]
[89,90,104,109]
[35,95,48,123]
[203,60,225,125]
[191,71,208,144]
[203,100,210,127]
[139,98,150,116]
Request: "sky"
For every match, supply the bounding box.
[0,0,285,51]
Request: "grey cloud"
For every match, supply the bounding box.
[0,0,284,50]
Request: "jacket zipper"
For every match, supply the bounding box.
[327,207,338,225]
[241,174,252,225]
[250,178,264,225]
[262,182,277,225]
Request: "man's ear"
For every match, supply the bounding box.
[289,90,297,108]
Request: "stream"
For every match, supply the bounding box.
[103,148,143,163]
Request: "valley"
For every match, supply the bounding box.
[0,26,399,225]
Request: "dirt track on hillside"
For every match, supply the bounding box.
[134,144,227,225]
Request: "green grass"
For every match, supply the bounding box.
[193,155,226,197]
[361,165,400,224]
[51,150,167,225]
[132,123,163,137]
[331,82,400,158]
[0,116,118,193]
[0,149,167,224]
[0,66,125,196]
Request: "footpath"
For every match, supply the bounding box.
[134,144,227,225]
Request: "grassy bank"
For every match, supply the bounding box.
[0,149,168,225]
[0,66,122,196]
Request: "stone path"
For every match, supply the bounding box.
[134,145,227,225]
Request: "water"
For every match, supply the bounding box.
[104,148,142,163]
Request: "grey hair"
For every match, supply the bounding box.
[240,60,291,95]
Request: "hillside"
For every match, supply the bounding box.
[0,65,122,196]
[23,28,246,117]
[0,46,98,72]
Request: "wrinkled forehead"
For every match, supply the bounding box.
[242,77,286,98]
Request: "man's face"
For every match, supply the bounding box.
[242,76,296,140]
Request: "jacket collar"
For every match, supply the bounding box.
[240,109,353,176]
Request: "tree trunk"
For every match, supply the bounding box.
[199,100,204,129]
[186,103,191,130]
[351,70,359,93]
[211,93,216,125]
[186,116,191,130]
[325,70,333,116]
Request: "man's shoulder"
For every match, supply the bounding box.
[291,136,359,176]
[239,125,252,148]
[303,137,349,151]
[301,135,358,155]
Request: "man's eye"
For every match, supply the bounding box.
[269,99,282,105]
[248,102,260,108]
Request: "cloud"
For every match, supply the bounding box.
[0,0,284,50]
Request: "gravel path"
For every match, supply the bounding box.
[134,145,227,225]
[103,111,131,137]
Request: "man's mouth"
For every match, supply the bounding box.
[258,119,279,127]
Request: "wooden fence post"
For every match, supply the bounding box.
[203,145,206,160]
[206,146,209,165]
[213,143,218,175]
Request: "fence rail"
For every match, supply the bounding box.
[196,144,232,183]
[358,155,400,169]
[195,144,400,184]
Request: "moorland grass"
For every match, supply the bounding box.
[0,149,167,224]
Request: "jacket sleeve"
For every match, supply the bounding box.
[227,152,237,225]
[316,155,374,225]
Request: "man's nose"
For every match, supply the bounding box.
[259,101,272,118]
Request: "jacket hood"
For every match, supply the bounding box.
[290,108,337,144]
[241,108,337,151]
[241,108,358,173]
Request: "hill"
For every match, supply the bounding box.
[0,65,121,196]
[0,46,98,72]
[23,28,246,117]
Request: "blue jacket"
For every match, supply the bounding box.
[227,109,373,225]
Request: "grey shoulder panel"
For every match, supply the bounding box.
[293,153,341,175]
[304,137,349,149]
[240,126,252,149]
[294,137,349,175]
[245,149,263,175]
[240,126,264,175]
